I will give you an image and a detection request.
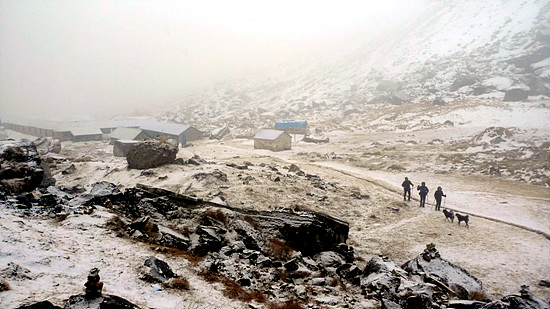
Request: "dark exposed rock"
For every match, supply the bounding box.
[61,164,76,175]
[504,88,529,101]
[231,219,264,251]
[142,256,176,283]
[539,280,550,287]
[433,97,447,106]
[0,141,44,194]
[39,161,56,188]
[450,75,478,91]
[1,263,33,280]
[16,301,62,309]
[126,140,178,169]
[64,294,141,309]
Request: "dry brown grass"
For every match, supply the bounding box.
[200,209,227,226]
[267,238,295,261]
[221,278,266,303]
[267,299,304,309]
[150,245,204,264]
[243,215,260,230]
[105,215,129,238]
[163,277,190,290]
[469,290,489,301]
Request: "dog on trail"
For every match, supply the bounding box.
[456,213,469,228]
[443,209,454,222]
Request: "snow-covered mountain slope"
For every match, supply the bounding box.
[160,0,550,136]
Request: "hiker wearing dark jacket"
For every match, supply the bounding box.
[434,186,446,211]
[417,182,429,207]
[401,177,414,201]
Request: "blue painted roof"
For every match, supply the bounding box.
[274,120,308,129]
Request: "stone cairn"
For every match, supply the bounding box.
[84,268,103,299]
[421,242,441,262]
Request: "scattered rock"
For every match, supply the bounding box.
[0,141,44,194]
[142,256,176,283]
[61,164,76,175]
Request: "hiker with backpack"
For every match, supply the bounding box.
[401,177,414,201]
[417,182,429,207]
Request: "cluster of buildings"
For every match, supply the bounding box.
[2,116,203,145]
[2,116,310,152]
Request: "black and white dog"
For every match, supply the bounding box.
[456,213,469,228]
[443,209,454,223]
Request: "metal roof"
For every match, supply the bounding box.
[253,129,289,140]
[110,127,146,140]
[139,120,191,136]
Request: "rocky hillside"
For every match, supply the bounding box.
[159,0,550,136]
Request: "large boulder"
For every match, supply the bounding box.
[402,244,483,299]
[141,256,176,283]
[126,140,178,169]
[503,88,529,102]
[64,294,141,309]
[450,75,478,91]
[0,141,44,194]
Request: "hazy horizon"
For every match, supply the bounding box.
[0,0,427,120]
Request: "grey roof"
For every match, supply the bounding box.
[253,129,288,140]
[110,127,146,140]
[67,126,103,136]
[139,120,191,136]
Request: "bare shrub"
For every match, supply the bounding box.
[267,238,295,261]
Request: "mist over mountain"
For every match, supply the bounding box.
[161,0,550,131]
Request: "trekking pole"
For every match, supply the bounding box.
[444,196,446,207]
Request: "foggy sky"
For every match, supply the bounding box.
[0,0,426,119]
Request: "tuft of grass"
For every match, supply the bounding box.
[267,299,304,309]
[267,238,295,261]
[163,277,190,290]
[0,279,10,292]
[469,290,489,301]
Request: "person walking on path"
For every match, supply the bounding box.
[434,186,446,211]
[417,182,429,207]
[401,177,414,201]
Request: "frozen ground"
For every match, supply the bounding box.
[1,99,550,308]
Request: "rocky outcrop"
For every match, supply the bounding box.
[126,140,178,169]
[64,294,141,309]
[0,141,44,194]
[402,243,483,299]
